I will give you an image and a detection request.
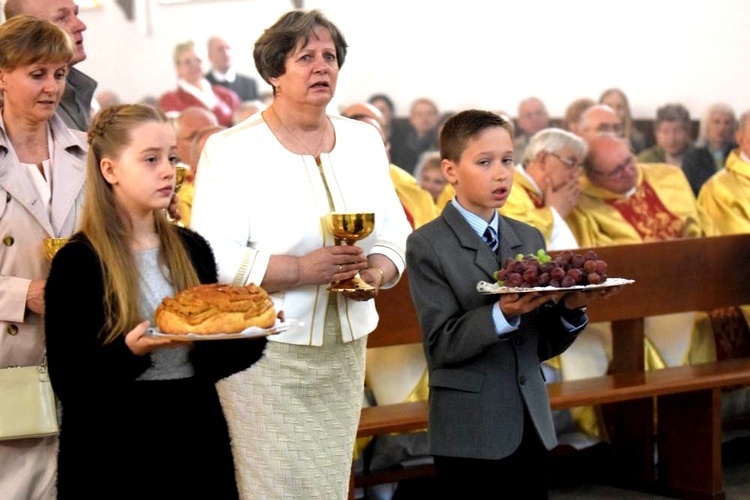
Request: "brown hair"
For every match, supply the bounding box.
[0,15,73,70]
[253,9,347,89]
[84,104,200,344]
[440,110,514,163]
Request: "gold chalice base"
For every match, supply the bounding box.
[329,274,375,292]
[43,237,69,261]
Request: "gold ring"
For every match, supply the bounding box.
[338,265,343,273]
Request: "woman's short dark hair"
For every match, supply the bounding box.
[253,9,348,88]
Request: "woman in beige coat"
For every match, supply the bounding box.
[0,16,87,499]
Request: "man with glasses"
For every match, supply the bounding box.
[500,128,586,250]
[567,135,712,246]
[565,135,715,387]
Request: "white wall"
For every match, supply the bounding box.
[76,0,749,119]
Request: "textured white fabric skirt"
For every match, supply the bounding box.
[217,297,367,500]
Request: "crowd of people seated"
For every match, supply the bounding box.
[2,2,749,499]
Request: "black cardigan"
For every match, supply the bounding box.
[44,226,267,403]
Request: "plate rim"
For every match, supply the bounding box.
[477,277,635,295]
[145,317,301,340]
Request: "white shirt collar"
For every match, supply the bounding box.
[177,78,218,109]
[210,68,236,83]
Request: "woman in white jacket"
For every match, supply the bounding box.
[191,9,411,500]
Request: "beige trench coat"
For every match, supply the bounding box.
[0,113,87,500]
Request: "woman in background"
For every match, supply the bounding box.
[599,87,647,153]
[159,41,241,127]
[0,16,85,499]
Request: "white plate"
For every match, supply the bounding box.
[476,277,635,295]
[145,318,302,341]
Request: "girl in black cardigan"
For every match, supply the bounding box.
[45,104,266,499]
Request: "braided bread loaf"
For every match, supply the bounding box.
[155,283,276,334]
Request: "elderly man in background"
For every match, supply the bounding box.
[4,0,97,131]
[500,128,586,250]
[576,104,623,144]
[682,103,738,196]
[513,97,550,160]
[562,135,717,439]
[204,36,259,102]
[698,110,750,235]
[569,135,713,245]
[697,112,750,411]
[173,106,218,170]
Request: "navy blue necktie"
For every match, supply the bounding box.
[484,226,499,253]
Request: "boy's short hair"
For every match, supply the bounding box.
[440,110,515,163]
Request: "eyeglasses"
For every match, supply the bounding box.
[548,152,580,169]
[589,155,635,178]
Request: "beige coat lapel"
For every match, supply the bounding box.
[0,114,87,238]
[48,115,87,236]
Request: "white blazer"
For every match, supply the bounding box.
[191,114,411,346]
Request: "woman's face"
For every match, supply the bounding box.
[0,62,67,123]
[269,26,339,109]
[602,92,628,123]
[176,48,204,86]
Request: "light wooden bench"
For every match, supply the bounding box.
[351,234,750,500]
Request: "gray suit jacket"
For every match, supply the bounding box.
[406,203,584,460]
[205,71,258,102]
[57,67,97,132]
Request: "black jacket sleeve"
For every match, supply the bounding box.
[44,236,151,406]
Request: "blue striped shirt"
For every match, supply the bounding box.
[451,199,519,336]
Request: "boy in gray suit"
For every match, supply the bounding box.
[406,110,616,498]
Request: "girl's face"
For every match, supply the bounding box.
[101,121,178,220]
[0,62,67,124]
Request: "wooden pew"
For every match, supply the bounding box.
[353,234,750,500]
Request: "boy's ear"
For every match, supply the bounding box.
[441,158,458,184]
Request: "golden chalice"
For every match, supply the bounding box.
[167,164,189,225]
[175,164,188,193]
[43,237,69,261]
[325,212,375,292]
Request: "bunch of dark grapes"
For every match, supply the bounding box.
[493,249,608,289]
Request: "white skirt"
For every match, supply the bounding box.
[218,297,367,500]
